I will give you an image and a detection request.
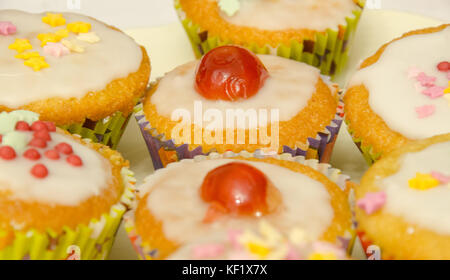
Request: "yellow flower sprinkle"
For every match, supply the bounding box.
[55,28,69,38]
[444,81,450,94]
[246,242,271,259]
[15,51,41,60]
[24,56,49,71]
[8,38,33,53]
[308,252,338,260]
[408,173,441,191]
[67,21,91,33]
[42,13,66,27]
[37,33,62,47]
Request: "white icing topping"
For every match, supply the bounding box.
[349,27,450,139]
[140,159,334,244]
[0,132,113,205]
[217,0,359,31]
[150,55,321,127]
[0,10,142,107]
[380,141,450,235]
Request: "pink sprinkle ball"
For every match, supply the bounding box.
[55,142,73,155]
[15,121,31,131]
[31,164,48,178]
[44,149,60,160]
[67,154,83,166]
[31,120,49,132]
[437,61,450,72]
[34,130,52,141]
[0,146,16,160]
[23,148,41,160]
[29,138,47,149]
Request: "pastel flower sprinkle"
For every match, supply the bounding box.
[422,86,445,99]
[416,72,436,87]
[8,38,32,53]
[42,13,66,27]
[0,21,16,36]
[431,171,450,184]
[356,191,386,215]
[61,39,85,53]
[408,173,440,190]
[415,105,435,119]
[43,42,70,57]
[67,21,91,33]
[77,32,100,43]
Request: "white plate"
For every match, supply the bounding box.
[107,9,443,260]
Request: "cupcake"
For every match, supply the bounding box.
[344,24,450,164]
[355,133,450,260]
[168,221,349,260]
[0,10,151,149]
[135,45,343,169]
[0,110,135,260]
[125,153,354,260]
[175,0,364,75]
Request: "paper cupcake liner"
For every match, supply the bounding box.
[59,110,133,150]
[0,152,136,260]
[134,94,344,170]
[356,230,393,260]
[124,151,356,260]
[174,0,364,76]
[344,119,382,165]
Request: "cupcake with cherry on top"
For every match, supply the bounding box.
[136,45,342,169]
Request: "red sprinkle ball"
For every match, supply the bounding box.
[0,146,16,160]
[55,142,73,155]
[44,149,60,160]
[23,148,41,160]
[31,164,48,178]
[15,121,30,131]
[34,130,51,141]
[31,120,49,132]
[29,138,47,149]
[437,61,450,72]
[44,121,56,132]
[67,154,83,166]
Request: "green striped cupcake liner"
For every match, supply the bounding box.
[345,119,382,165]
[0,158,136,260]
[175,0,364,76]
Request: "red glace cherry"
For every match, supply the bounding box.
[200,162,281,223]
[195,46,269,101]
[24,148,41,161]
[44,149,60,160]
[34,130,51,141]
[31,121,48,132]
[29,138,47,149]
[55,142,73,155]
[67,154,83,166]
[43,121,56,132]
[437,61,450,72]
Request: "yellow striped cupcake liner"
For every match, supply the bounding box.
[175,0,365,76]
[124,151,356,260]
[344,119,382,165]
[0,143,136,260]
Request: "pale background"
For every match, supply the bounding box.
[1,0,449,28]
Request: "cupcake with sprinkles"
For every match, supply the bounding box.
[344,24,450,164]
[136,45,343,169]
[0,110,135,260]
[355,133,450,260]
[168,221,349,260]
[125,153,354,260]
[175,0,364,75]
[0,10,150,148]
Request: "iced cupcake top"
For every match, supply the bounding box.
[357,139,450,235]
[0,10,142,108]
[168,221,348,260]
[150,46,332,126]
[349,26,450,140]
[217,0,360,31]
[138,158,345,245]
[0,110,114,205]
